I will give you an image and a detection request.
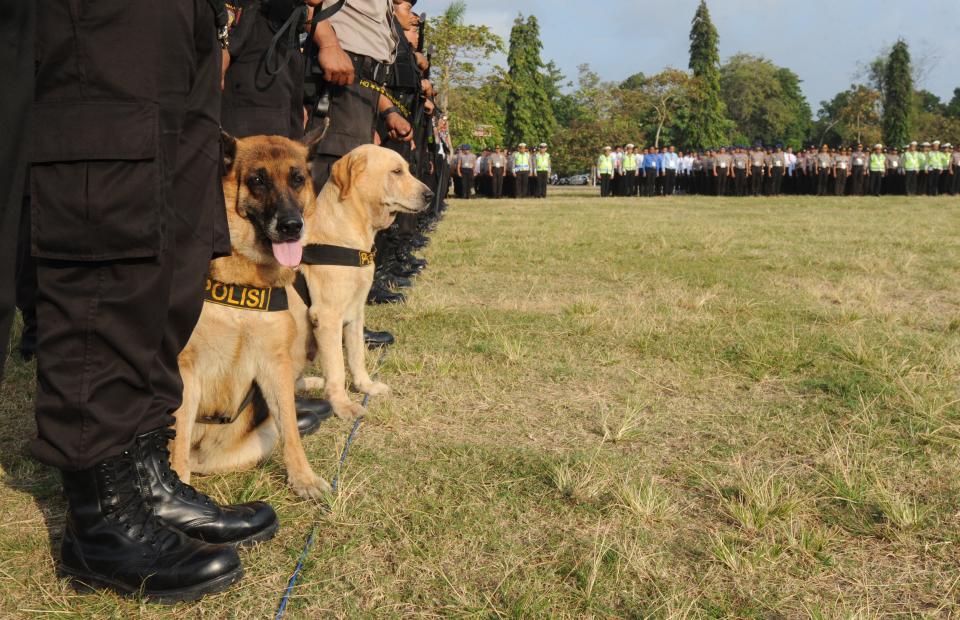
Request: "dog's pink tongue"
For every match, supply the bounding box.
[272,241,303,267]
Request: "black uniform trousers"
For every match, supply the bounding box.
[834,170,847,196]
[599,174,611,197]
[460,168,474,199]
[770,168,783,195]
[536,171,549,198]
[869,171,883,196]
[950,169,960,196]
[928,170,941,196]
[849,167,862,195]
[733,168,747,196]
[624,171,637,196]
[905,171,918,196]
[664,169,677,196]
[306,73,380,190]
[516,171,530,198]
[816,170,830,196]
[491,168,504,198]
[716,172,729,196]
[750,167,763,196]
[30,0,227,470]
[643,169,658,196]
[0,0,33,378]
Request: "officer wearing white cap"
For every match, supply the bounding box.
[597,146,614,197]
[903,141,921,195]
[534,142,552,199]
[868,143,886,197]
[622,144,638,197]
[513,142,531,198]
[928,140,944,196]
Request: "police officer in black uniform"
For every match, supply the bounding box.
[24,0,278,602]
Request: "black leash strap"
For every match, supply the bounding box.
[301,244,376,268]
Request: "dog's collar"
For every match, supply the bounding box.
[301,244,376,267]
[203,278,289,312]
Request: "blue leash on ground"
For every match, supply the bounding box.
[274,350,386,619]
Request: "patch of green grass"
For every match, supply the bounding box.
[2,190,960,616]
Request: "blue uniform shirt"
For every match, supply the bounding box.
[661,152,679,171]
[642,153,659,170]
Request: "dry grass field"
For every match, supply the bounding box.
[2,188,960,618]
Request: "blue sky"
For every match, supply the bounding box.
[420,0,960,111]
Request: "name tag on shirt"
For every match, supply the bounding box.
[719,163,728,168]
[839,163,847,169]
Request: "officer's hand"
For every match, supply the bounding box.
[319,44,354,86]
[415,52,430,71]
[385,112,413,142]
[424,98,435,115]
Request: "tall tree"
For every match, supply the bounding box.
[719,55,811,148]
[641,69,692,148]
[946,88,960,119]
[426,1,503,112]
[882,40,913,146]
[814,85,881,146]
[684,0,729,148]
[503,14,556,146]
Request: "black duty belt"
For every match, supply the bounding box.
[203,278,289,312]
[349,53,392,84]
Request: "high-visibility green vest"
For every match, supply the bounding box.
[919,151,931,170]
[514,152,531,172]
[535,153,551,172]
[903,151,920,171]
[597,154,613,174]
[930,150,946,170]
[869,153,886,172]
[622,153,637,171]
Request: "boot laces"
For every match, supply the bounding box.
[100,454,175,548]
[152,429,213,506]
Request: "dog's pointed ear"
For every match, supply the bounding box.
[221,131,238,175]
[302,118,330,162]
[331,150,366,200]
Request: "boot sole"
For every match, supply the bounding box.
[59,564,244,604]
[236,518,280,548]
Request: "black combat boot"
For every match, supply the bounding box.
[367,281,405,305]
[59,452,243,603]
[135,428,279,546]
[295,397,333,436]
[363,328,395,349]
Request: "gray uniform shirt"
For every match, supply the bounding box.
[816,153,834,170]
[767,152,786,168]
[834,155,850,172]
[851,151,867,168]
[750,151,766,168]
[733,153,749,169]
[488,153,506,171]
[325,0,398,64]
[459,153,478,170]
[715,154,732,171]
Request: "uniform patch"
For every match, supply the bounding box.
[226,3,243,30]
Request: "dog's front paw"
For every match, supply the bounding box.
[290,472,332,499]
[330,398,364,421]
[355,380,391,397]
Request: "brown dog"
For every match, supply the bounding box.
[170,133,331,499]
[296,145,434,420]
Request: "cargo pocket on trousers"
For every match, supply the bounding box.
[30,101,164,261]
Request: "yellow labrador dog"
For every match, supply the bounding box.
[170,133,331,499]
[296,145,433,420]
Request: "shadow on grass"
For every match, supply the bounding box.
[0,351,65,578]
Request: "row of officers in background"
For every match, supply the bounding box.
[596,141,960,198]
[450,143,554,199]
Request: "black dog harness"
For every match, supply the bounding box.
[203,278,289,312]
[292,244,377,306]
